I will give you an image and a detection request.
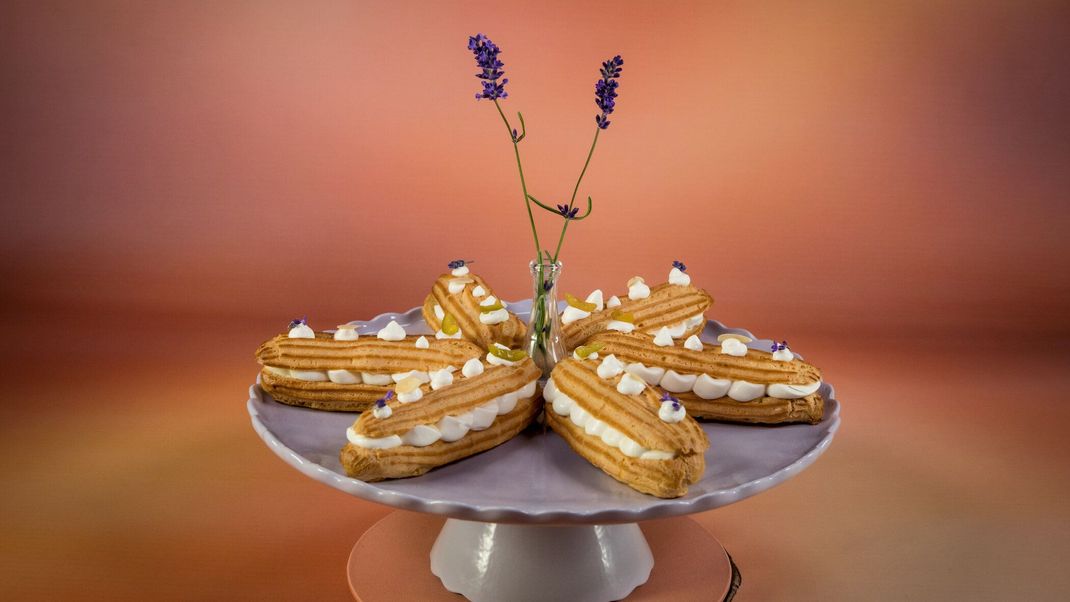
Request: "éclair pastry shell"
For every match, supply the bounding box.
[563,283,712,350]
[545,358,707,498]
[586,331,824,424]
[255,333,483,411]
[340,359,542,481]
[422,271,527,350]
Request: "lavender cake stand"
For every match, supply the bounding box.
[247,301,840,602]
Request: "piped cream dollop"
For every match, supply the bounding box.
[606,295,621,308]
[333,324,359,341]
[668,267,691,286]
[451,265,470,277]
[658,400,686,423]
[626,362,665,385]
[653,327,674,347]
[597,354,624,379]
[479,295,510,325]
[720,338,748,357]
[472,285,486,297]
[429,368,455,390]
[288,322,315,339]
[772,347,794,362]
[461,357,485,378]
[616,372,646,395]
[415,336,429,349]
[627,277,650,300]
[372,403,392,419]
[683,335,704,351]
[433,304,445,321]
[396,377,424,403]
[377,320,406,341]
[448,278,472,294]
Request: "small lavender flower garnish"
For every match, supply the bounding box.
[543,279,554,292]
[448,259,475,270]
[770,340,789,352]
[288,316,307,329]
[375,390,395,408]
[660,391,682,411]
[556,204,579,219]
[594,55,624,129]
[672,260,687,272]
[469,34,508,100]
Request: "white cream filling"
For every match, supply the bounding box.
[606,295,621,308]
[625,361,821,401]
[606,320,635,333]
[448,279,469,294]
[625,362,665,385]
[472,285,486,297]
[433,304,445,321]
[271,366,471,388]
[347,379,538,449]
[544,378,674,460]
[451,265,470,277]
[328,369,361,384]
[435,329,463,339]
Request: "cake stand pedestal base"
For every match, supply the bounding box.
[347,511,735,601]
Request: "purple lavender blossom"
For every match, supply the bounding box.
[556,204,579,219]
[375,390,395,408]
[594,55,623,129]
[469,34,508,100]
[770,340,789,352]
[288,316,307,329]
[448,259,475,269]
[672,260,686,272]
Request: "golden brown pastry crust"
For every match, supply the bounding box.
[562,283,712,350]
[545,358,707,498]
[255,333,483,411]
[585,331,824,424]
[340,360,542,481]
[421,272,527,350]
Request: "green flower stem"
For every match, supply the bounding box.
[552,126,600,262]
[493,99,543,262]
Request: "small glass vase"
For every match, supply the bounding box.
[524,261,566,377]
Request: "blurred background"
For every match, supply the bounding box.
[2,1,1068,599]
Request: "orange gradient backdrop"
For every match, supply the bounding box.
[2,1,1069,600]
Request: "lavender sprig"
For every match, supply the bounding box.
[547,54,624,262]
[595,55,623,129]
[469,34,507,100]
[288,316,307,329]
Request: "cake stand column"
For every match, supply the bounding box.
[430,518,653,602]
